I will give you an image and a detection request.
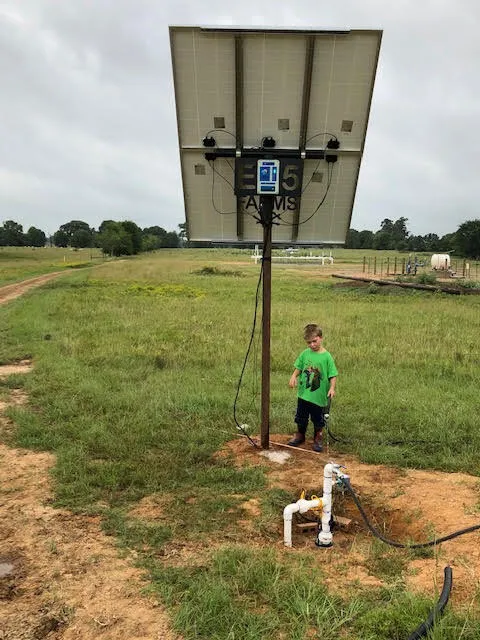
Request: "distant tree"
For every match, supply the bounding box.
[422,233,440,252]
[392,217,409,243]
[407,235,426,252]
[144,225,168,240]
[97,221,134,256]
[98,220,116,234]
[373,230,394,250]
[25,226,46,247]
[345,229,361,249]
[121,221,143,254]
[57,220,93,247]
[455,220,480,258]
[162,231,181,248]
[438,232,456,252]
[71,229,93,248]
[358,229,374,249]
[53,230,69,248]
[2,220,24,246]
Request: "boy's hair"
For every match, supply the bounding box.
[304,323,322,340]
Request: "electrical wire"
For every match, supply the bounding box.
[205,129,237,141]
[232,260,264,448]
[324,400,442,448]
[325,424,442,448]
[209,159,258,220]
[275,162,334,228]
[305,132,338,145]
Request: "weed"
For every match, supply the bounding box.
[415,272,437,285]
[194,265,244,277]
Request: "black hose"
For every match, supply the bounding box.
[407,566,453,640]
[342,478,480,549]
[326,424,440,447]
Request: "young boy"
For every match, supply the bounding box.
[288,323,338,452]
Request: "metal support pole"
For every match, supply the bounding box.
[260,196,273,449]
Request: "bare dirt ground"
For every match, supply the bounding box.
[0,274,67,305]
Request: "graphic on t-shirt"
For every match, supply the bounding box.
[304,366,321,392]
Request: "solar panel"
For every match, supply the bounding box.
[170,26,382,245]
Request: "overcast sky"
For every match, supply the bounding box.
[1,1,479,237]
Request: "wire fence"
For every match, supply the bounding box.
[362,256,480,280]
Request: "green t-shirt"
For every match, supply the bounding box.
[294,348,338,407]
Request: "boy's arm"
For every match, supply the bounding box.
[327,376,337,398]
[289,368,301,388]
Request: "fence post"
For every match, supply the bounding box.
[374,256,377,275]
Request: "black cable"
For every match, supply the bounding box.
[205,128,237,141]
[209,160,236,216]
[407,566,452,640]
[208,159,258,221]
[342,477,480,549]
[305,132,338,145]
[300,157,325,195]
[324,400,442,448]
[275,162,334,228]
[232,260,264,448]
[325,424,442,448]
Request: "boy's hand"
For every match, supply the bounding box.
[289,375,298,388]
[327,388,335,398]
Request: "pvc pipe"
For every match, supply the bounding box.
[283,498,322,547]
[316,463,334,547]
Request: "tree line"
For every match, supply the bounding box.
[2,216,480,259]
[0,219,184,256]
[346,217,480,259]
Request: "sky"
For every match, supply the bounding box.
[1,1,480,238]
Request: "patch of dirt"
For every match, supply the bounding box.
[0,366,180,640]
[221,436,480,606]
[0,273,66,305]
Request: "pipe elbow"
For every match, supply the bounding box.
[283,503,300,520]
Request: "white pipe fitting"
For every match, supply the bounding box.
[283,462,348,548]
[283,498,322,547]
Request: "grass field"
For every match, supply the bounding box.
[1,247,479,638]
[0,246,105,286]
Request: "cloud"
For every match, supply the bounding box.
[1,0,480,237]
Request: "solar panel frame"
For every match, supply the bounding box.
[169,26,382,245]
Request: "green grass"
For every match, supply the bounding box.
[0,245,105,285]
[1,247,479,638]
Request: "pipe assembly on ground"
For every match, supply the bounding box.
[283,462,460,639]
[283,462,348,548]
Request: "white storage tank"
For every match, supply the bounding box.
[431,254,450,270]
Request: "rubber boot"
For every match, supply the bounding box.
[287,432,305,446]
[312,431,323,452]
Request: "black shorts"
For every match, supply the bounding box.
[295,398,326,433]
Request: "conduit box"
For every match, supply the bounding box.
[257,159,280,195]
